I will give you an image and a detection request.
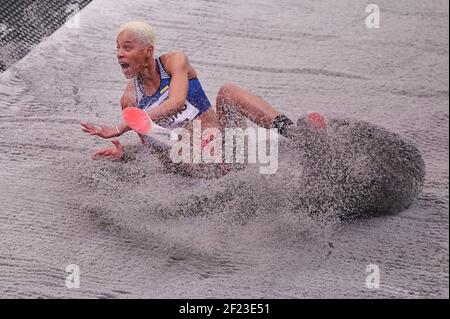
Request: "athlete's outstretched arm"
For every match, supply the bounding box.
[145,52,190,122]
[117,80,148,144]
[81,79,134,139]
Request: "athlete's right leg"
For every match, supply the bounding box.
[215,83,295,136]
[216,83,327,136]
[216,83,279,129]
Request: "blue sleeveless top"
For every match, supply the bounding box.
[134,56,212,129]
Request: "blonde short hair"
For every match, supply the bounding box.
[118,21,156,46]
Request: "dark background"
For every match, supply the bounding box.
[0,0,92,72]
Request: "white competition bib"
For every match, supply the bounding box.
[143,89,199,128]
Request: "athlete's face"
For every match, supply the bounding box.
[116,30,153,79]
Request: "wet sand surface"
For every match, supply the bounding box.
[0,0,448,298]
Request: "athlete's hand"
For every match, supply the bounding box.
[92,140,123,160]
[81,121,119,139]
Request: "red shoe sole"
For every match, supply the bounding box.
[307,112,327,131]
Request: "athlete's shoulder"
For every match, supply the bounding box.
[160,51,195,77]
[120,80,136,109]
[160,51,190,69]
[160,51,189,63]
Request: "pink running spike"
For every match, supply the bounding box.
[307,112,327,130]
[122,107,152,135]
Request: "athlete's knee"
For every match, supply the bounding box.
[217,83,238,103]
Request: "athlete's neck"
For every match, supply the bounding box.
[138,57,160,89]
